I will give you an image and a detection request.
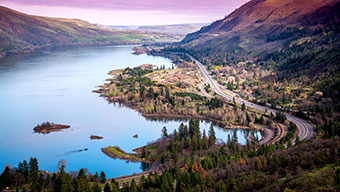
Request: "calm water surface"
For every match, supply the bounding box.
[0,45,261,177]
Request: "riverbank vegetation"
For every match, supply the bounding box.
[96,65,266,132]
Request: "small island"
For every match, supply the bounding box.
[89,135,104,140]
[33,121,70,133]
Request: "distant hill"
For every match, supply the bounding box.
[109,23,208,35]
[0,6,181,59]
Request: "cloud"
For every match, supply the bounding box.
[0,0,246,11]
[0,0,247,25]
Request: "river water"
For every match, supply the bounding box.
[0,45,261,177]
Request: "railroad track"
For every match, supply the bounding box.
[268,122,285,145]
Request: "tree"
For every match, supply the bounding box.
[111,178,119,192]
[165,86,171,100]
[246,112,251,126]
[29,157,38,182]
[104,183,111,192]
[92,184,101,192]
[100,171,106,184]
[0,166,13,188]
[216,181,226,192]
[202,130,208,150]
[242,102,246,111]
[55,166,73,192]
[140,86,145,101]
[189,119,195,138]
[335,169,340,185]
[259,115,264,124]
[17,160,29,182]
[75,168,89,192]
[208,124,216,146]
[184,125,189,138]
[28,157,39,192]
[179,123,185,138]
[93,172,99,182]
[130,179,138,192]
[148,87,154,99]
[162,126,168,138]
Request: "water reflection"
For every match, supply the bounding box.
[0,45,261,177]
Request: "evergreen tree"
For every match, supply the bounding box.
[28,157,39,192]
[179,123,185,138]
[246,112,251,126]
[165,86,170,100]
[216,181,226,192]
[100,171,106,184]
[189,120,195,138]
[29,157,38,182]
[202,130,208,150]
[335,169,340,185]
[148,87,154,99]
[55,166,73,192]
[92,184,101,192]
[0,166,13,188]
[184,125,189,138]
[93,172,99,182]
[111,178,119,192]
[130,179,138,192]
[162,126,168,138]
[104,183,111,192]
[75,168,89,192]
[208,124,216,146]
[259,115,264,124]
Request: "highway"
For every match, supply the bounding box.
[189,55,314,141]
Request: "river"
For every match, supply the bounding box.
[0,45,261,177]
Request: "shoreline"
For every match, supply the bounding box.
[103,96,264,132]
[96,68,275,145]
[101,146,151,164]
[0,42,145,61]
[101,146,160,182]
[142,113,260,131]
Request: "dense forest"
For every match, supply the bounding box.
[1,121,339,191]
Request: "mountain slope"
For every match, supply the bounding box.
[0,6,180,59]
[171,0,340,115]
[179,0,340,82]
[183,0,338,43]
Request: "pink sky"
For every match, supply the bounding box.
[0,0,248,25]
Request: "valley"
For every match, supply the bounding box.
[0,0,339,191]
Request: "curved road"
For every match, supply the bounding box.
[190,55,314,141]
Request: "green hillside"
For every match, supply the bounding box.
[0,6,181,59]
